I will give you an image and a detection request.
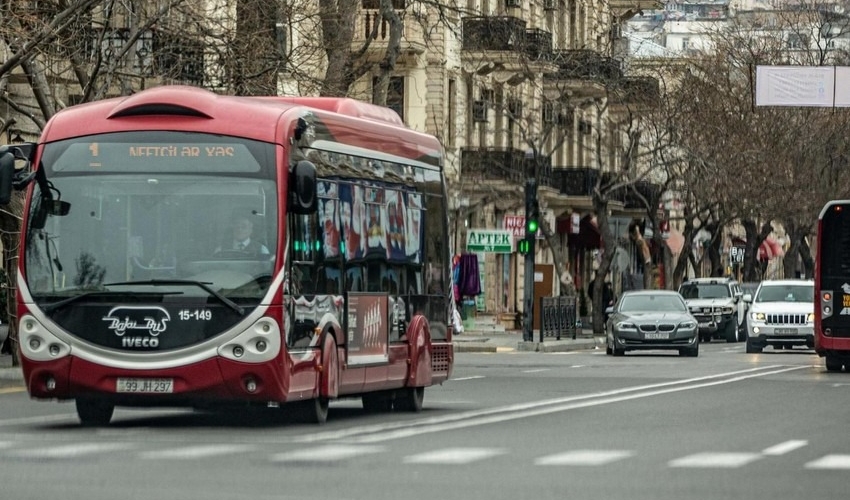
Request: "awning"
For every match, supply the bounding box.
[758,237,784,261]
[565,215,601,249]
[665,230,685,256]
[730,236,785,261]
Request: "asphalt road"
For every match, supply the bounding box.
[0,341,845,500]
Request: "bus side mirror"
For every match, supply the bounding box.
[0,149,15,205]
[289,160,317,215]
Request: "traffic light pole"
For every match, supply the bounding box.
[523,177,537,342]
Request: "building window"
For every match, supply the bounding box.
[374,76,405,122]
[448,79,456,148]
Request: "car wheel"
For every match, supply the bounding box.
[724,320,738,343]
[612,339,625,356]
[745,339,762,354]
[826,356,843,372]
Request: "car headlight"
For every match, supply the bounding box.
[751,312,765,321]
[679,321,696,330]
[807,313,814,323]
[616,322,637,330]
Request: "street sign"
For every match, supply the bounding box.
[466,229,513,253]
[730,246,745,264]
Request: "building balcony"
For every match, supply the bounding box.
[609,0,665,20]
[548,50,624,81]
[462,16,527,53]
[353,8,427,56]
[624,180,662,209]
[618,76,660,103]
[524,28,553,61]
[460,147,527,185]
[552,167,599,197]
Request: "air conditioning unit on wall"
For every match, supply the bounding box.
[505,0,520,8]
[544,0,557,10]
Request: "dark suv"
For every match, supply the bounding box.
[678,278,747,343]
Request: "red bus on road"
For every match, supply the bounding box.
[0,85,454,425]
[815,200,850,372]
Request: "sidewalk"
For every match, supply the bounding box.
[453,327,605,353]
[0,354,22,384]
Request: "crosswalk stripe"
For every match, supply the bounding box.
[138,444,254,460]
[805,454,850,469]
[403,448,506,464]
[9,442,131,459]
[535,450,633,466]
[669,452,762,468]
[762,440,808,456]
[270,444,384,463]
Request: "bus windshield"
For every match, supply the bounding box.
[25,132,279,307]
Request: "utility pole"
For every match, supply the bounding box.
[523,151,539,342]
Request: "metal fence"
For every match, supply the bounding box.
[539,295,578,341]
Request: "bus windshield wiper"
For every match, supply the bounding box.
[43,290,183,314]
[105,279,245,316]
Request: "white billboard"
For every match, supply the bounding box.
[755,66,836,107]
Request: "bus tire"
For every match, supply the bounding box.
[395,386,424,413]
[75,398,114,427]
[825,356,843,372]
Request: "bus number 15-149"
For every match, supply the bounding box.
[179,310,212,320]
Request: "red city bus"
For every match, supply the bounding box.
[815,200,850,372]
[0,85,454,425]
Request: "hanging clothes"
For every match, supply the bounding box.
[452,254,461,302]
[458,253,481,297]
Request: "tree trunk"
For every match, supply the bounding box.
[371,0,402,106]
[591,195,616,335]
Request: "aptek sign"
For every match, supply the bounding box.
[466,229,513,253]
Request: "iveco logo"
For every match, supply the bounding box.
[102,306,170,348]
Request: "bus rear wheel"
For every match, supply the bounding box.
[395,386,424,412]
[825,356,843,372]
[75,398,114,427]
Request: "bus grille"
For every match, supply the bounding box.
[431,344,452,373]
[766,314,807,325]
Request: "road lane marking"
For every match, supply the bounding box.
[270,444,384,463]
[0,387,25,394]
[805,455,850,469]
[138,444,255,460]
[293,365,805,444]
[8,442,131,459]
[403,447,506,464]
[762,440,808,456]
[669,452,763,468]
[451,376,485,381]
[535,450,633,466]
[522,369,549,373]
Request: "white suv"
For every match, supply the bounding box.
[744,280,814,353]
[678,278,747,343]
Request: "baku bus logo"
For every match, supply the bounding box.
[102,306,171,337]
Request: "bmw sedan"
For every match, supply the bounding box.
[606,290,699,357]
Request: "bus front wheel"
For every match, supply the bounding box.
[75,398,114,427]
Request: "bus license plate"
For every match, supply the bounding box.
[116,378,174,393]
[645,333,668,340]
[775,328,798,335]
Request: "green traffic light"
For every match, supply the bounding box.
[518,239,530,254]
[527,219,539,233]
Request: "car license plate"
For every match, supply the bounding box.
[116,378,173,393]
[645,333,668,340]
[698,322,710,328]
[775,328,798,335]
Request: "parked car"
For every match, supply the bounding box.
[605,290,699,357]
[744,279,814,353]
[678,277,747,343]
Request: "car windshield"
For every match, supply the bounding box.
[619,294,687,313]
[679,283,730,299]
[756,284,814,303]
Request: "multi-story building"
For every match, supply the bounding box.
[1,0,664,326]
